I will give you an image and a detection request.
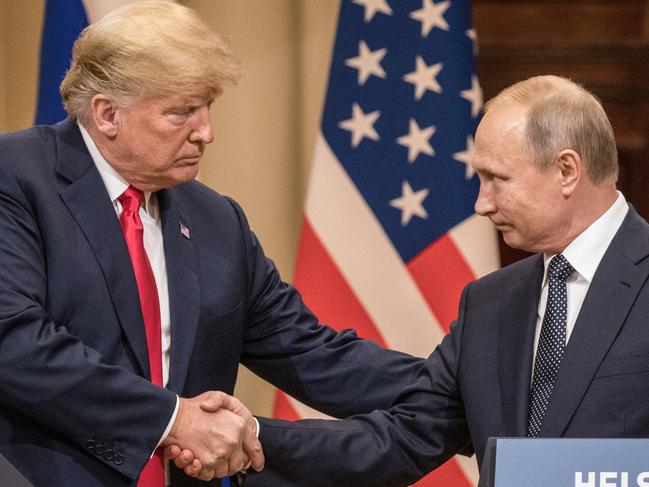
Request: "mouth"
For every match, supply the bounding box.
[490,220,510,230]
[177,155,202,165]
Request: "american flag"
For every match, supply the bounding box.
[273,0,499,485]
[180,223,191,240]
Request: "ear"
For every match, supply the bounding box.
[90,94,121,138]
[555,149,581,196]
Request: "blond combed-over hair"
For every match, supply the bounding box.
[485,75,618,185]
[60,0,240,124]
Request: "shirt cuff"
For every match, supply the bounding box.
[155,395,180,454]
[253,416,260,438]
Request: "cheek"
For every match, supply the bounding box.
[164,158,200,185]
[144,145,179,170]
[499,191,533,226]
[493,189,517,215]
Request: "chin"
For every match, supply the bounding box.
[501,233,525,251]
[174,167,200,186]
[153,175,197,191]
[504,237,541,254]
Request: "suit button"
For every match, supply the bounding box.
[87,439,96,451]
[103,449,115,461]
[114,452,126,465]
[95,442,106,455]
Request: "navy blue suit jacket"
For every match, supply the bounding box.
[250,206,649,486]
[0,119,423,486]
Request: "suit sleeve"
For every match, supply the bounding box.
[0,164,176,479]
[225,197,425,418]
[249,316,471,486]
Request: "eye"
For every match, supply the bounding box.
[476,170,494,182]
[167,106,196,118]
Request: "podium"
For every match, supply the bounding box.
[478,438,649,487]
[0,453,33,486]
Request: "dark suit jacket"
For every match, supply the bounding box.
[0,119,423,486]
[251,205,649,486]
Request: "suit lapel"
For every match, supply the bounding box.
[540,207,649,437]
[498,255,544,437]
[54,120,150,378]
[157,190,201,394]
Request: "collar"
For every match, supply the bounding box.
[542,191,628,285]
[78,122,157,216]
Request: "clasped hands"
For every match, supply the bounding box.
[161,391,264,481]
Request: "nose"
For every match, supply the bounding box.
[189,106,214,144]
[474,181,495,216]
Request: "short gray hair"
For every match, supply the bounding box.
[486,75,618,185]
[60,0,240,124]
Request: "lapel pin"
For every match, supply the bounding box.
[180,222,190,240]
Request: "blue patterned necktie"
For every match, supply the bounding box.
[527,254,575,437]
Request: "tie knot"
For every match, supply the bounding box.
[548,254,574,282]
[118,185,144,213]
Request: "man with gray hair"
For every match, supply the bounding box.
[243,75,649,486]
[0,2,423,486]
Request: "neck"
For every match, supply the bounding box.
[84,123,153,192]
[548,184,618,254]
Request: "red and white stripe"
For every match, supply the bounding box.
[275,134,499,486]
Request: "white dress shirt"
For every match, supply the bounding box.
[533,192,629,368]
[78,124,178,451]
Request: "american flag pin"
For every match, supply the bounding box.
[180,223,190,240]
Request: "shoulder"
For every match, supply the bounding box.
[0,124,54,145]
[166,180,254,237]
[169,180,242,216]
[617,205,649,238]
[0,124,57,168]
[607,205,649,266]
[465,253,542,299]
[0,124,62,205]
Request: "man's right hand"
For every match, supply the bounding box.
[161,391,264,481]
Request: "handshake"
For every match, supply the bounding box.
[162,391,264,482]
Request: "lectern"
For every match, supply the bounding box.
[0,453,33,486]
[478,438,649,487]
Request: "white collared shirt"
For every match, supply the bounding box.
[533,192,629,364]
[78,123,178,453]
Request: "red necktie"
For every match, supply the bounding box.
[118,186,165,487]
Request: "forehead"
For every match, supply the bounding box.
[478,102,528,143]
[130,91,216,111]
[473,103,530,169]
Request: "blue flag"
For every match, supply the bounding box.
[35,0,88,124]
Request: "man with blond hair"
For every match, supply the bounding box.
[244,75,649,486]
[0,2,423,486]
